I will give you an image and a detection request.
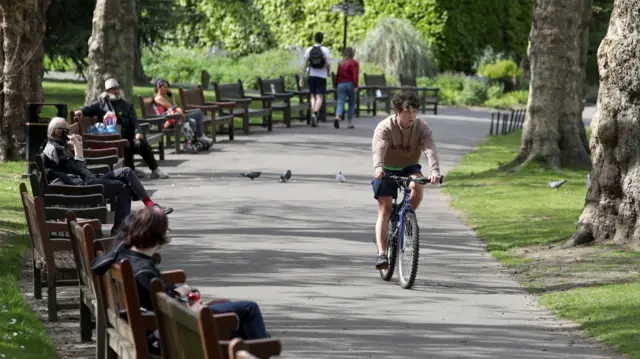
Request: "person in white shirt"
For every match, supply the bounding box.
[300,32,331,127]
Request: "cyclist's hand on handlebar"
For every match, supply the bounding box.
[374,167,385,179]
[428,173,441,185]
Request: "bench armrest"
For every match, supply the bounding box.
[247,95,274,101]
[139,116,169,125]
[220,97,252,104]
[85,155,119,167]
[184,104,219,112]
[205,101,235,109]
[161,270,186,285]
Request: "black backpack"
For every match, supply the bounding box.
[308,46,326,69]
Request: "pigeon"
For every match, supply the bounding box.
[586,174,592,189]
[548,179,567,190]
[279,170,292,183]
[241,171,261,180]
[336,170,345,183]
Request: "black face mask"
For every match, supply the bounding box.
[58,129,70,142]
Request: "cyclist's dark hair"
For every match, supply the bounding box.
[314,32,324,44]
[392,91,421,112]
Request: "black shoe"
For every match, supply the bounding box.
[154,204,173,215]
[334,118,340,129]
[375,254,389,269]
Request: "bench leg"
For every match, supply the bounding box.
[267,112,273,132]
[80,291,92,341]
[159,140,165,161]
[33,261,42,299]
[174,126,181,153]
[373,101,377,117]
[243,113,250,135]
[285,106,292,128]
[434,102,438,115]
[229,121,234,141]
[212,123,217,143]
[96,309,106,359]
[47,273,57,322]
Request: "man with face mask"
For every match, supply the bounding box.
[40,117,173,235]
[73,78,169,179]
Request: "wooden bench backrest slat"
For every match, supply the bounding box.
[103,259,150,356]
[399,75,417,87]
[179,87,207,109]
[258,78,286,95]
[151,279,222,359]
[138,95,157,118]
[67,213,98,299]
[20,184,53,269]
[214,81,244,100]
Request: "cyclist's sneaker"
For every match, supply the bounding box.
[375,253,389,269]
[310,113,318,127]
[334,118,340,129]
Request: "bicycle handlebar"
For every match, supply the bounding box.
[383,175,444,185]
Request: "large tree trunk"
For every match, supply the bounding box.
[567,0,640,246]
[85,0,137,104]
[133,36,149,85]
[0,0,50,162]
[506,0,593,170]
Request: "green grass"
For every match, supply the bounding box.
[540,282,640,358]
[444,130,640,359]
[41,80,286,125]
[0,162,56,359]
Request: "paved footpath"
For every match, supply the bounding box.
[144,108,615,359]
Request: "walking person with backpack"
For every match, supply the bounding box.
[300,32,331,127]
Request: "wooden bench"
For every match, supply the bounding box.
[138,95,188,154]
[150,279,282,359]
[399,75,440,115]
[19,183,104,321]
[357,74,393,117]
[258,77,310,127]
[213,81,273,134]
[67,212,112,358]
[293,74,338,122]
[178,86,236,143]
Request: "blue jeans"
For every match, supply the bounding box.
[208,301,270,340]
[336,82,355,121]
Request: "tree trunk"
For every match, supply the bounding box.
[85,0,137,104]
[0,0,50,162]
[505,0,593,170]
[133,36,149,85]
[567,0,640,246]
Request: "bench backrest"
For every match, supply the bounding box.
[214,81,245,100]
[102,259,152,357]
[399,75,417,87]
[258,78,286,96]
[20,183,53,272]
[138,95,157,118]
[151,279,224,359]
[67,212,100,302]
[179,87,206,108]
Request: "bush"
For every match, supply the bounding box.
[487,83,504,99]
[44,55,76,72]
[484,90,528,109]
[478,59,523,82]
[456,77,487,106]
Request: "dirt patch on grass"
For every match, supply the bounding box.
[19,251,95,359]
[511,243,640,293]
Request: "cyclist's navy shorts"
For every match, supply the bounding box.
[371,164,423,199]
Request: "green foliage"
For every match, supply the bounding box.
[360,17,437,78]
[485,89,528,109]
[478,59,523,81]
[456,78,488,106]
[487,83,505,99]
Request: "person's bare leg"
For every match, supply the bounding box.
[408,173,424,210]
[313,94,324,113]
[375,196,393,254]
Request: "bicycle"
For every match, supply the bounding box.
[378,175,444,289]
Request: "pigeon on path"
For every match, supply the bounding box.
[241,171,262,180]
[548,179,567,191]
[336,170,345,183]
[279,170,292,183]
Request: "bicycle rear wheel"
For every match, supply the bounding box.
[398,211,420,289]
[379,215,398,281]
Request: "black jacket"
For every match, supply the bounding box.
[40,139,97,185]
[91,243,177,311]
[80,96,142,140]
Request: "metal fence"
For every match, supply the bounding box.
[490,109,525,136]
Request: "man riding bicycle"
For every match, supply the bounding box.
[371,91,441,269]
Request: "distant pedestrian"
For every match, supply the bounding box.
[334,47,359,129]
[300,32,331,127]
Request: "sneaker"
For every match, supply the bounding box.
[134,169,146,179]
[348,124,355,129]
[154,203,173,215]
[310,113,318,127]
[333,118,340,129]
[184,142,198,154]
[375,254,389,269]
[199,135,214,144]
[150,167,170,179]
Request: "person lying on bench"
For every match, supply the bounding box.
[73,78,170,179]
[41,117,173,235]
[91,206,272,344]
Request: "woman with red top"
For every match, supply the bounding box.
[334,47,359,129]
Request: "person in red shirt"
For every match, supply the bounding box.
[334,47,359,129]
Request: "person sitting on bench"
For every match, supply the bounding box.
[41,117,173,235]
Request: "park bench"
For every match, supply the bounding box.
[357,74,393,117]
[399,75,440,114]
[71,110,166,161]
[293,74,338,122]
[178,86,236,142]
[213,80,273,134]
[138,95,188,154]
[19,183,104,321]
[150,279,282,359]
[67,212,120,359]
[258,77,310,127]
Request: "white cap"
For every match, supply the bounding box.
[105,78,120,90]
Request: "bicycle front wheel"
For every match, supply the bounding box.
[398,211,420,289]
[379,216,397,281]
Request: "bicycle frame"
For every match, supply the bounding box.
[393,182,415,252]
